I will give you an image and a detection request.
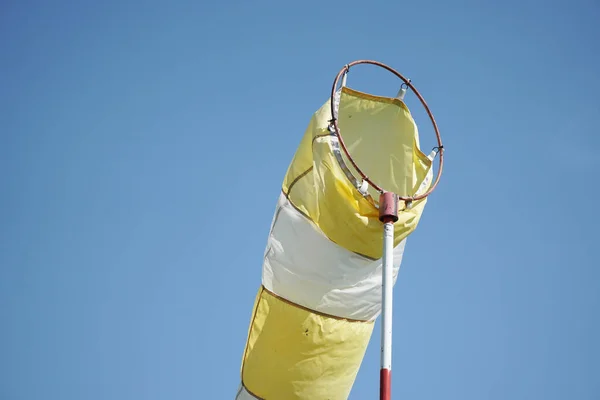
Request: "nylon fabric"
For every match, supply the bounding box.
[262,192,405,321]
[238,84,433,399]
[235,385,260,400]
[282,86,432,259]
[241,287,374,400]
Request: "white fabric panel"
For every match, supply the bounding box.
[235,384,259,399]
[262,193,406,321]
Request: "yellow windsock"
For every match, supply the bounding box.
[236,83,436,400]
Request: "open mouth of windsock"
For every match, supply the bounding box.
[331,86,433,206]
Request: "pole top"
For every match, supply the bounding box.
[379,192,399,223]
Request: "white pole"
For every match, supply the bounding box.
[378,192,398,400]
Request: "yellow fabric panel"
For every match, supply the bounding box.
[241,287,374,400]
[282,87,432,259]
[336,89,420,196]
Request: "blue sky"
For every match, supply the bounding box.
[1,0,599,399]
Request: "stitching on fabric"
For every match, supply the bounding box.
[262,285,375,323]
[277,191,379,262]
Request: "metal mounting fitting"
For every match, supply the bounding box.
[379,192,399,223]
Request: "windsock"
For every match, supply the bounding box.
[236,62,442,400]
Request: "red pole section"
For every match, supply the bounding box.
[379,192,399,224]
[379,192,398,400]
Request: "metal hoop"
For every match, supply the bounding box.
[329,60,444,202]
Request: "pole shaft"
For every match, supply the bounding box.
[378,192,398,400]
[380,221,394,400]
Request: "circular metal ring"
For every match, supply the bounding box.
[329,59,444,202]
